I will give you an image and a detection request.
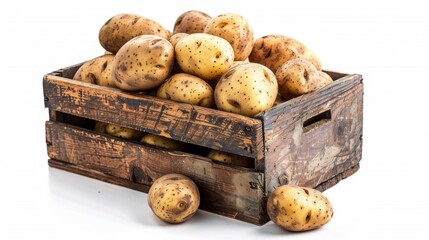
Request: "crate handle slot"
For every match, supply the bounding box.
[303,110,331,133]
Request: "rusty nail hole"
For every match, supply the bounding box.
[249,182,258,189]
[44,97,49,101]
[244,126,252,132]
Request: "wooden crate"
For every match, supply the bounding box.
[43,63,363,225]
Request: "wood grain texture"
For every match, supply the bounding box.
[259,74,363,193]
[43,72,264,162]
[45,121,268,225]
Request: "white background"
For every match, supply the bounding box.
[1,0,428,239]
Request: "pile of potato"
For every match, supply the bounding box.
[73,10,335,230]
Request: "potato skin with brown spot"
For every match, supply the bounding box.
[73,54,116,88]
[140,134,187,151]
[214,62,278,117]
[173,10,211,34]
[157,73,214,107]
[99,13,170,53]
[267,185,334,232]
[204,13,254,61]
[105,123,144,140]
[249,35,321,73]
[175,33,234,80]
[148,173,200,224]
[275,59,321,99]
[112,35,174,91]
[207,150,253,168]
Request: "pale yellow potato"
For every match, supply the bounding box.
[317,71,334,89]
[73,54,116,88]
[148,173,200,223]
[214,62,278,117]
[173,10,211,34]
[175,33,234,80]
[112,35,174,91]
[207,150,253,168]
[140,134,187,151]
[267,185,334,232]
[157,73,214,107]
[275,59,320,99]
[204,13,254,61]
[249,35,322,73]
[105,123,144,140]
[99,13,170,53]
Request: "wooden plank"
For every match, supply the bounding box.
[260,74,363,193]
[45,121,268,225]
[43,73,264,161]
[315,164,360,192]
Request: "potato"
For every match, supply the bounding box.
[112,35,174,91]
[140,134,187,151]
[148,173,200,223]
[99,13,170,53]
[214,62,278,117]
[207,150,253,168]
[169,33,189,48]
[317,71,334,89]
[157,73,214,107]
[94,121,108,133]
[275,59,321,99]
[249,35,321,73]
[267,185,334,232]
[105,123,144,140]
[204,13,254,61]
[173,10,211,34]
[175,33,234,80]
[73,54,116,88]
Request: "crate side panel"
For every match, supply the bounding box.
[261,74,363,193]
[45,121,267,225]
[43,75,263,160]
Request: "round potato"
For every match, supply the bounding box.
[105,123,144,140]
[173,10,211,34]
[249,35,321,73]
[267,185,334,232]
[73,54,116,88]
[204,13,254,61]
[140,134,187,151]
[169,33,189,48]
[148,173,200,224]
[214,63,278,117]
[317,71,334,89]
[275,59,320,99]
[99,13,170,53]
[112,35,174,91]
[175,33,234,80]
[157,73,214,107]
[207,150,253,168]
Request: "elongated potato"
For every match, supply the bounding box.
[73,54,116,88]
[267,185,334,232]
[157,73,214,107]
[175,33,234,80]
[99,13,170,53]
[105,123,144,140]
[140,134,187,151]
[249,35,321,73]
[204,13,254,61]
[207,150,253,168]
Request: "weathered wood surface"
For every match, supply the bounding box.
[46,121,268,225]
[259,74,363,193]
[43,72,264,163]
